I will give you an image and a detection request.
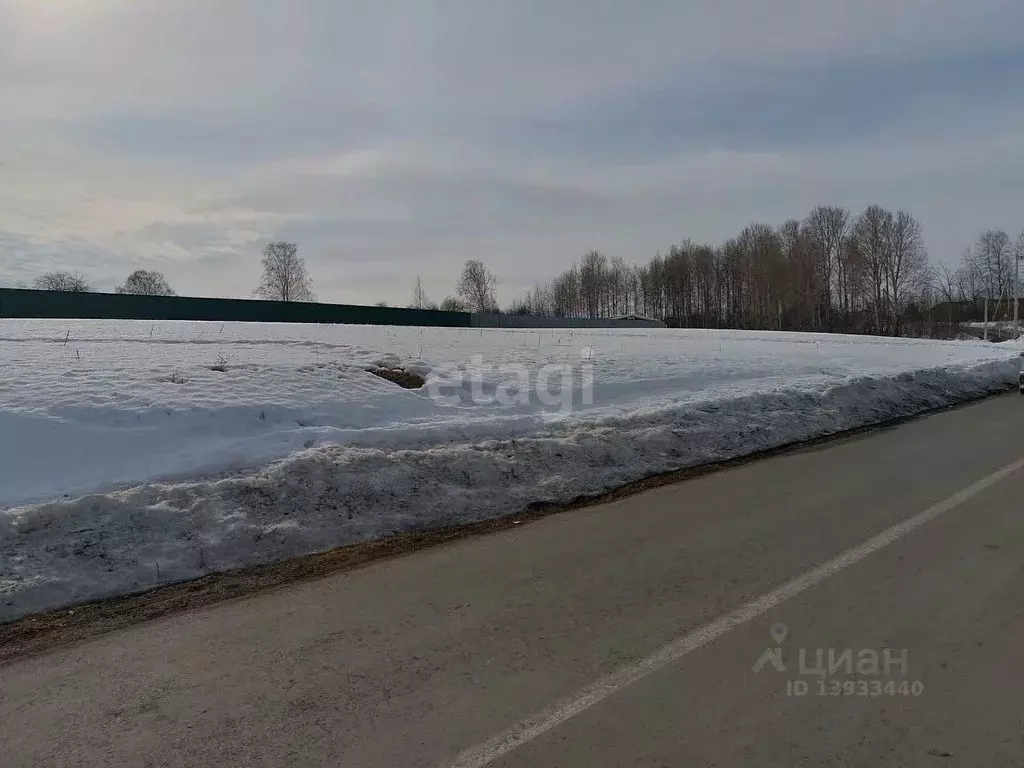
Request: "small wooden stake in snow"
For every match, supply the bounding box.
[63,329,70,346]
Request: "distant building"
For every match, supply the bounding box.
[609,315,667,328]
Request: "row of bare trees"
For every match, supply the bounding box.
[935,230,1024,314]
[505,205,1021,336]
[23,243,312,301]
[28,270,178,296]
[251,244,500,311]
[408,260,499,313]
[18,226,1022,337]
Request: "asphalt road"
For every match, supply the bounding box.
[3,394,1023,767]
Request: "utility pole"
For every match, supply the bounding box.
[1015,245,1020,339]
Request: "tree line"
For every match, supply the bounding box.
[501,206,1023,336]
[21,242,314,302]
[19,210,1023,338]
[406,206,1022,337]
[29,269,178,296]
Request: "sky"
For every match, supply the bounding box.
[2,0,1023,305]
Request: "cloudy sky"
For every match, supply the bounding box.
[2,0,1023,305]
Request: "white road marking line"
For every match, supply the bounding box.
[446,455,1024,768]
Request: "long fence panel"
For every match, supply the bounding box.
[0,289,469,327]
[0,289,667,329]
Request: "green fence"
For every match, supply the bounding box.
[0,288,469,327]
[0,288,667,329]
[469,313,666,329]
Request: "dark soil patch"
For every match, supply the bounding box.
[367,366,425,389]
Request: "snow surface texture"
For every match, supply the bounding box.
[1,320,1022,621]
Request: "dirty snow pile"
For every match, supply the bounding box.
[1,320,1021,620]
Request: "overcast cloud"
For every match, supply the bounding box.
[2,0,1023,304]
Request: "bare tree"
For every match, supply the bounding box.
[1014,231,1024,327]
[853,205,893,334]
[550,263,581,317]
[254,242,316,302]
[778,219,814,330]
[457,260,498,313]
[507,283,552,316]
[410,276,430,309]
[804,206,851,326]
[33,271,92,292]
[507,298,535,316]
[116,269,176,296]
[953,247,982,304]
[933,262,960,335]
[578,250,608,317]
[969,230,1013,305]
[885,210,929,335]
[526,283,553,316]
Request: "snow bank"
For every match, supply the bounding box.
[1,321,1021,621]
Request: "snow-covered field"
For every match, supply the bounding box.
[2,320,1022,621]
